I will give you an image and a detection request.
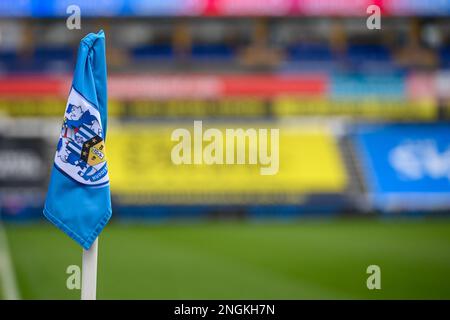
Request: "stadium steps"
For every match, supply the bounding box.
[339,134,371,212]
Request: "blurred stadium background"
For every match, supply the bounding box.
[1,0,450,299]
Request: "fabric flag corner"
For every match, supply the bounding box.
[44,30,111,250]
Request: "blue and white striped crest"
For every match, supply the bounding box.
[54,88,109,186]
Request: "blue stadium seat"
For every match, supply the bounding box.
[0,50,19,71]
[190,43,235,60]
[283,43,339,72]
[345,44,392,72]
[347,44,391,62]
[439,46,450,69]
[287,43,333,61]
[33,46,74,63]
[131,44,174,60]
[31,46,74,72]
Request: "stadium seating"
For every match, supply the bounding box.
[190,43,235,60]
[440,46,450,69]
[32,46,74,70]
[131,44,174,60]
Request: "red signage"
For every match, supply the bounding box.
[0,74,327,99]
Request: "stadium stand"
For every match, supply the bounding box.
[0,6,449,220]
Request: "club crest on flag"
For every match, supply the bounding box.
[54,88,109,186]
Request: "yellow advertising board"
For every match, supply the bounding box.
[127,99,266,118]
[0,99,123,117]
[0,99,265,118]
[274,97,437,120]
[107,122,348,204]
[0,97,436,120]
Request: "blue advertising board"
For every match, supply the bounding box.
[0,0,200,17]
[355,124,450,212]
[3,0,450,17]
[331,74,405,100]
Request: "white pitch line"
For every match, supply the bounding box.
[0,216,21,300]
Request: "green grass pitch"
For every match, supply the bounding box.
[3,219,450,299]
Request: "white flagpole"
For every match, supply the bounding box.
[81,238,98,300]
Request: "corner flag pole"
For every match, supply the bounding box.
[43,30,110,301]
[81,238,98,300]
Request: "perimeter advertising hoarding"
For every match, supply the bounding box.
[2,0,449,17]
[0,136,48,189]
[0,74,438,121]
[355,124,450,212]
[0,136,49,219]
[0,74,327,99]
[273,98,436,120]
[107,122,348,204]
[0,98,437,120]
[331,74,405,100]
[2,73,441,101]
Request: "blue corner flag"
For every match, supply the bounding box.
[44,30,111,250]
